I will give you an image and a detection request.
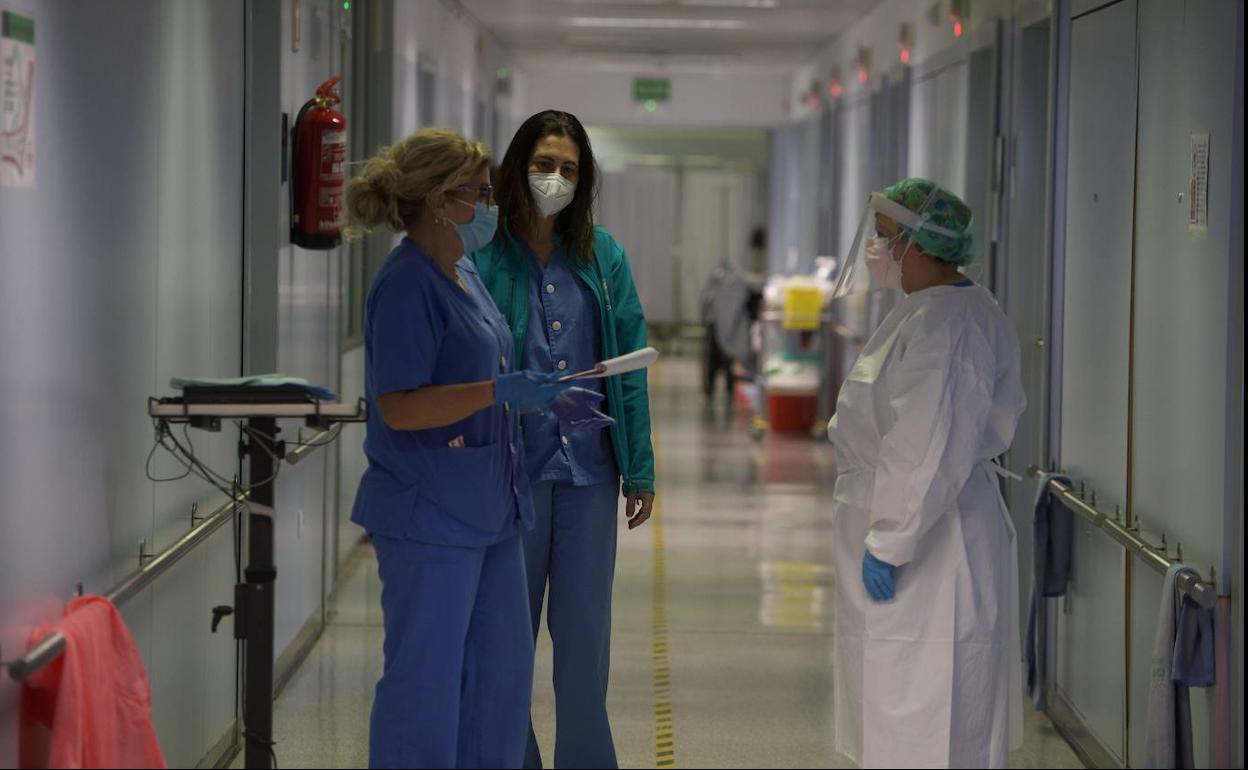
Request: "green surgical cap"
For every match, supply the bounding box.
[881,178,979,266]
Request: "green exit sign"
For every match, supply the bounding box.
[2,10,35,44]
[633,78,671,103]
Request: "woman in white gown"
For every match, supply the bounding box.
[827,179,1027,769]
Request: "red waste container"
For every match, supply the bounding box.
[767,392,817,433]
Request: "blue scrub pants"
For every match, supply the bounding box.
[369,533,534,769]
[522,479,621,769]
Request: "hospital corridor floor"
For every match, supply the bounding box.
[256,358,1085,769]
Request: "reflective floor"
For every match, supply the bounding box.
[258,358,1085,768]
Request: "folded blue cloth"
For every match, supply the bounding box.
[1036,475,1075,597]
[170,374,338,401]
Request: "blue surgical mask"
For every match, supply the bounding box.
[450,200,498,255]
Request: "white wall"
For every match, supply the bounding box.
[767,116,822,275]
[589,126,771,171]
[789,0,1010,121]
[518,68,788,128]
[395,0,474,137]
[589,126,769,325]
[0,0,525,766]
[597,168,680,323]
[1127,0,1241,762]
[678,169,760,322]
[908,61,969,202]
[392,0,515,146]
[0,2,245,766]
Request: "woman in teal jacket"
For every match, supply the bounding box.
[472,110,655,769]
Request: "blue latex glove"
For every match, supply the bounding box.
[495,371,573,411]
[550,387,616,431]
[862,549,896,602]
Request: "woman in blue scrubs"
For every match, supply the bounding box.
[345,128,573,769]
[473,111,656,769]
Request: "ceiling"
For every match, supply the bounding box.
[459,0,881,73]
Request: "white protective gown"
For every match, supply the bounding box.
[828,283,1027,768]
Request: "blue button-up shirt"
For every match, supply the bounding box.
[521,245,618,486]
[352,238,533,547]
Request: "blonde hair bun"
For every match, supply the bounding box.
[344,128,489,238]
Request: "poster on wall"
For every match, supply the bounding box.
[1,9,35,189]
[1188,132,1209,236]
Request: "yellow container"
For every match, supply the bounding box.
[782,284,823,330]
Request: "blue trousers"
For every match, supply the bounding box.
[369,533,534,769]
[522,480,621,769]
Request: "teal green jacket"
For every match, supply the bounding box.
[471,226,656,495]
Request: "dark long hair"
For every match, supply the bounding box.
[495,110,599,263]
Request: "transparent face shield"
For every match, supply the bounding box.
[830,190,961,299]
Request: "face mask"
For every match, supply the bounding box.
[449,199,498,255]
[865,236,904,290]
[529,173,577,218]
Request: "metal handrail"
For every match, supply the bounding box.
[3,422,349,684]
[286,424,342,466]
[1028,467,1217,609]
[4,492,246,683]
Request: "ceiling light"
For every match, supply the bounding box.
[855,46,871,83]
[827,68,843,98]
[950,0,969,37]
[677,0,780,8]
[566,17,747,30]
[898,22,913,64]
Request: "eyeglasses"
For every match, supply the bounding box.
[451,184,495,209]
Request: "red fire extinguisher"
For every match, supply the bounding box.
[291,76,347,250]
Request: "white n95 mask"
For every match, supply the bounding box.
[529,173,577,218]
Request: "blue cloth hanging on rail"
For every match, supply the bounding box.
[1024,472,1073,710]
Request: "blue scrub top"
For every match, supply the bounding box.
[520,244,618,486]
[352,238,534,547]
